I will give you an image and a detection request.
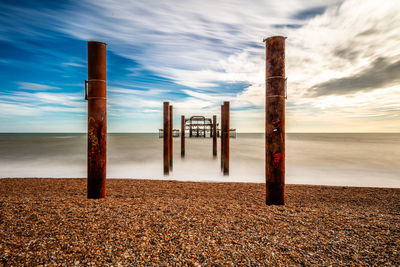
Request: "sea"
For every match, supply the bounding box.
[0,133,399,188]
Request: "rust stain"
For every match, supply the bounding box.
[273,153,282,168]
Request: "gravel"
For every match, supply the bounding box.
[1,178,399,265]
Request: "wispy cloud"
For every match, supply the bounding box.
[62,62,85,68]
[1,0,400,132]
[310,58,400,96]
[0,91,85,117]
[18,82,60,91]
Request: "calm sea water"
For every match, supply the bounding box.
[0,133,399,187]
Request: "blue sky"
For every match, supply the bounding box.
[1,0,399,132]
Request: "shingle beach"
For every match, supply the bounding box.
[1,178,399,265]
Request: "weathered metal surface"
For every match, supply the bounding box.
[169,105,173,171]
[87,41,107,199]
[212,115,217,157]
[163,102,170,175]
[222,102,230,176]
[181,115,185,157]
[220,105,224,171]
[264,36,286,205]
[184,116,212,138]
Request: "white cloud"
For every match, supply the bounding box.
[18,82,60,91]
[62,62,85,68]
[0,91,85,117]
[56,0,339,85]
[2,0,400,132]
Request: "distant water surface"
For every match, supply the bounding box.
[0,133,399,188]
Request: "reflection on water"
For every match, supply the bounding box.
[0,133,399,187]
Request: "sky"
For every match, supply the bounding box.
[0,0,399,133]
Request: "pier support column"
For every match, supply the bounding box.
[181,115,185,157]
[222,102,230,175]
[220,105,224,170]
[169,105,173,171]
[163,102,170,175]
[204,120,206,138]
[87,41,107,199]
[264,36,286,205]
[212,115,217,157]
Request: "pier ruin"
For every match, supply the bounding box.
[85,36,287,205]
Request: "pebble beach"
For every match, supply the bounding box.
[1,178,399,265]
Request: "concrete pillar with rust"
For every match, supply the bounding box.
[222,102,230,175]
[181,115,185,157]
[169,105,173,170]
[264,36,286,205]
[163,102,170,175]
[86,41,107,199]
[212,115,217,157]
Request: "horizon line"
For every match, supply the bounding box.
[1,132,399,134]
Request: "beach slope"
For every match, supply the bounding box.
[1,178,399,265]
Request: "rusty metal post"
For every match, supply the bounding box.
[204,119,206,138]
[86,41,107,199]
[264,36,286,205]
[213,115,217,157]
[181,115,185,157]
[163,102,170,175]
[169,105,173,170]
[222,102,230,175]
[220,105,224,171]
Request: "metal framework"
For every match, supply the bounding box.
[187,116,213,138]
[159,116,236,138]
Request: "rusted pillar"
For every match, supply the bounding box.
[169,105,173,171]
[204,120,206,138]
[212,115,217,157]
[264,36,286,205]
[86,41,107,199]
[181,115,185,157]
[163,102,170,175]
[222,102,230,175]
[220,105,224,170]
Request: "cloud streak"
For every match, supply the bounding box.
[18,82,60,91]
[311,58,400,96]
[1,0,400,132]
